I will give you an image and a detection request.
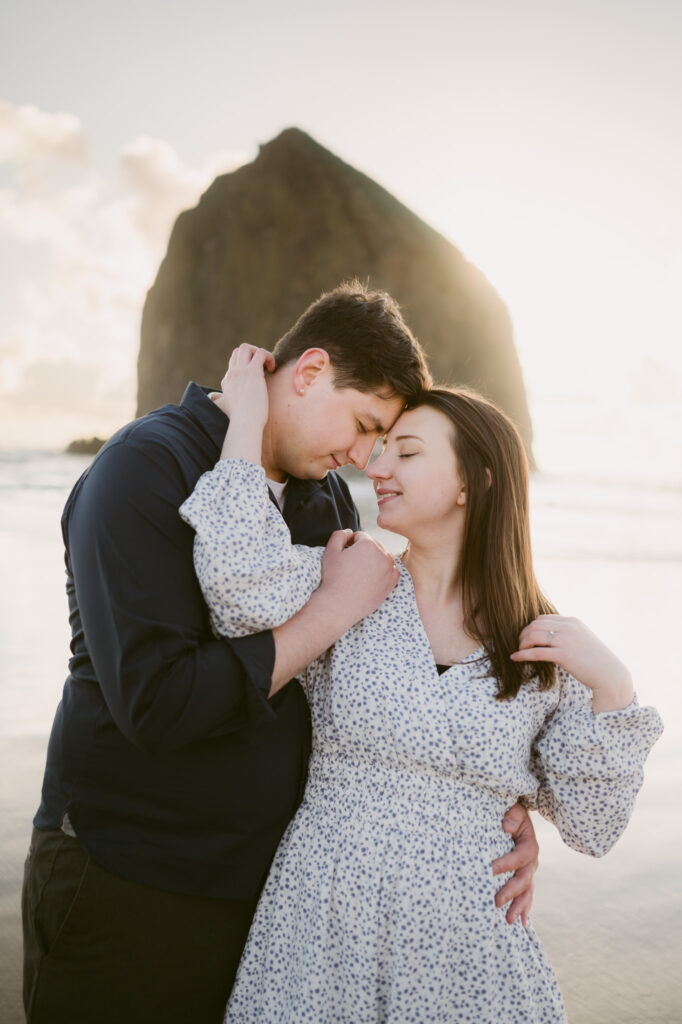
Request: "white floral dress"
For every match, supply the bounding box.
[180,459,663,1024]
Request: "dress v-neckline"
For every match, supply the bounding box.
[395,560,487,677]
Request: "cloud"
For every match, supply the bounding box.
[0,99,88,166]
[120,135,245,249]
[0,358,133,449]
[0,100,249,442]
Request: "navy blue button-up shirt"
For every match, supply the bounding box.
[34,383,360,898]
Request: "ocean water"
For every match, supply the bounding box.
[0,443,680,1023]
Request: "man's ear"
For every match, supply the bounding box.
[292,348,331,393]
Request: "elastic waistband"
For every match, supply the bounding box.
[303,753,509,841]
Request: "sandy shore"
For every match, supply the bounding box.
[1,734,680,1024]
[3,460,680,1020]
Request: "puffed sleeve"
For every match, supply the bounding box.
[179,458,324,639]
[529,669,663,856]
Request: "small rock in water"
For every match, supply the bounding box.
[65,437,106,455]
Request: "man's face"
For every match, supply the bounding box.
[274,368,405,480]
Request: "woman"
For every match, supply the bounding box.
[180,365,662,1023]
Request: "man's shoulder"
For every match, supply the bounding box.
[107,402,188,449]
[104,384,225,462]
[93,399,214,471]
[63,402,211,520]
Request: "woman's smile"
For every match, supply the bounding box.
[374,487,401,506]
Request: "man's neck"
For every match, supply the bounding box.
[260,375,288,481]
[260,420,286,482]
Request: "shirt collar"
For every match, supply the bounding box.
[284,475,326,514]
[180,382,230,452]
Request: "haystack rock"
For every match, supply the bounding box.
[138,128,534,458]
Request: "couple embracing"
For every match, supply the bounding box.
[23,282,661,1023]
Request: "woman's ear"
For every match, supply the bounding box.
[457,467,490,506]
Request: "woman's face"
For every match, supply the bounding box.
[365,405,466,538]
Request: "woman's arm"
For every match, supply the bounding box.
[180,345,399,696]
[511,614,634,711]
[513,616,663,856]
[180,458,326,637]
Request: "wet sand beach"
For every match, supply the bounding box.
[1,453,680,1023]
[2,717,680,1023]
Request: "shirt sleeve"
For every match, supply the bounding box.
[179,458,324,639]
[65,439,278,755]
[528,669,664,856]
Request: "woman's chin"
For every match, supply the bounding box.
[376,509,402,534]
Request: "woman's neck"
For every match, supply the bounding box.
[401,533,462,605]
[402,534,483,663]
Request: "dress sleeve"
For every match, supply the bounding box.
[179,458,324,639]
[529,669,663,856]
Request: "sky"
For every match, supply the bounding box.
[1,0,681,474]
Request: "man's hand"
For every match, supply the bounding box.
[320,530,400,629]
[270,531,398,693]
[491,802,539,925]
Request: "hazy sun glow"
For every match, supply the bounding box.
[1,1,680,483]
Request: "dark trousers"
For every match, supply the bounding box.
[22,828,259,1024]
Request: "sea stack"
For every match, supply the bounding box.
[137,128,533,457]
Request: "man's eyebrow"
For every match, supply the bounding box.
[363,414,391,434]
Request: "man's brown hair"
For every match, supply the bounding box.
[273,281,432,404]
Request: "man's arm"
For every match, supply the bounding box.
[270,530,399,694]
[68,438,277,755]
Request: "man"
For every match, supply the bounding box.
[23,282,538,1023]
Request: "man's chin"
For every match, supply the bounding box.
[291,462,329,481]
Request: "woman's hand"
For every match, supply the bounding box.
[215,344,276,463]
[510,614,634,712]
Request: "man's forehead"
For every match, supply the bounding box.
[359,394,404,434]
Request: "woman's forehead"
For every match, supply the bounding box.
[386,404,449,440]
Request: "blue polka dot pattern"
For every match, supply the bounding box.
[180,459,663,1024]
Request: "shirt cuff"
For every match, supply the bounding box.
[225,630,277,722]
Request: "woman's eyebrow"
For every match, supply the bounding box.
[392,434,425,442]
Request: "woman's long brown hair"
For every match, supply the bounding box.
[418,387,556,699]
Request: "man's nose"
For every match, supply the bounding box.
[347,435,378,472]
